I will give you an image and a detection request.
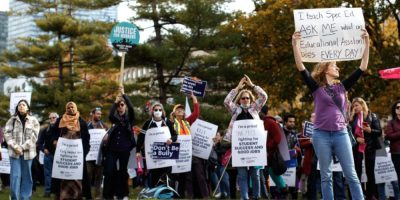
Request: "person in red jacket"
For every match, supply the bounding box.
[385,100,400,189]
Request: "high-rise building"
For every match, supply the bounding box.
[0,11,7,53]
[7,0,118,52]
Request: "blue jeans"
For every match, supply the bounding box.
[217,165,230,197]
[377,181,400,200]
[43,154,53,194]
[312,129,363,200]
[237,167,260,200]
[10,157,33,200]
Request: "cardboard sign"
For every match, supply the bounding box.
[0,148,10,174]
[191,119,218,160]
[144,127,176,170]
[86,129,106,161]
[152,143,180,159]
[293,8,365,62]
[52,138,84,180]
[232,120,267,167]
[180,76,207,97]
[374,151,398,184]
[303,121,314,137]
[9,92,32,115]
[172,135,192,173]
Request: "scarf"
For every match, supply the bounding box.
[59,102,81,132]
[174,119,191,135]
[354,112,365,153]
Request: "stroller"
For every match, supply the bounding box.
[137,174,180,199]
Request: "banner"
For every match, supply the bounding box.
[180,76,207,97]
[0,148,10,174]
[52,138,84,180]
[374,150,398,184]
[232,120,267,167]
[293,8,365,62]
[86,129,107,161]
[303,121,314,137]
[270,167,296,187]
[152,143,180,159]
[191,119,218,160]
[172,135,192,173]
[10,92,32,115]
[379,67,400,80]
[144,127,176,170]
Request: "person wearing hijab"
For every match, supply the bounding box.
[103,86,136,200]
[4,99,40,200]
[51,101,91,200]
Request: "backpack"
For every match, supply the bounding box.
[137,175,179,199]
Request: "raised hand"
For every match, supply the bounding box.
[244,74,255,88]
[236,77,246,90]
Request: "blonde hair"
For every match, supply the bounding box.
[311,62,340,86]
[350,97,369,120]
[234,89,256,105]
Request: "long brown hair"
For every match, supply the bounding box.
[311,62,340,86]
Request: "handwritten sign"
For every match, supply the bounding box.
[86,129,106,161]
[294,8,365,62]
[303,121,314,137]
[180,76,207,97]
[152,143,180,159]
[52,138,84,180]
[144,127,176,169]
[172,135,192,173]
[232,120,267,167]
[191,119,218,160]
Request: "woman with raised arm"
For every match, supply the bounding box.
[292,30,369,200]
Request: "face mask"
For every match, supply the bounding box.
[153,111,163,118]
[240,104,250,109]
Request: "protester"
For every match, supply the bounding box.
[87,107,108,199]
[224,75,267,200]
[37,112,59,197]
[385,100,400,198]
[103,87,136,200]
[350,97,382,199]
[51,102,91,200]
[213,131,230,199]
[136,102,177,187]
[292,29,369,199]
[4,99,40,200]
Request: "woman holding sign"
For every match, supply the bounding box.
[136,102,177,188]
[292,29,369,200]
[224,75,267,200]
[4,100,40,200]
[51,101,91,200]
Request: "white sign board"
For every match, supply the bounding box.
[0,148,10,174]
[52,138,84,180]
[270,167,296,187]
[317,160,343,172]
[374,152,398,184]
[86,129,107,161]
[39,151,45,165]
[10,92,32,114]
[191,119,218,160]
[293,8,365,62]
[144,127,176,170]
[172,135,192,173]
[232,120,267,167]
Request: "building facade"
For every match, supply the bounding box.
[0,11,7,53]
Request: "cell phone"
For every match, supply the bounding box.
[363,122,369,127]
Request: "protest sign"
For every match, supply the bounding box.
[0,148,10,174]
[270,167,296,187]
[285,150,298,168]
[172,135,192,173]
[39,151,44,165]
[303,121,314,137]
[110,22,140,52]
[180,76,207,97]
[374,150,398,184]
[232,120,267,167]
[191,119,218,160]
[10,92,32,115]
[293,8,365,62]
[52,138,84,180]
[152,143,180,159]
[144,127,176,170]
[86,129,106,161]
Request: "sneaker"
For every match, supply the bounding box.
[214,192,221,198]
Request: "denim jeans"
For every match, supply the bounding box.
[312,129,363,200]
[43,154,53,194]
[377,181,400,200]
[237,167,260,200]
[217,165,230,197]
[10,157,33,200]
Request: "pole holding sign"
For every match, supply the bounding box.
[109,22,140,85]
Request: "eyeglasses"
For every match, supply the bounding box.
[396,106,400,110]
[241,97,250,100]
[154,109,162,112]
[119,103,125,107]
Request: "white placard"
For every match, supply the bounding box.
[293,8,365,62]
[39,151,45,165]
[144,127,176,170]
[361,160,367,183]
[191,119,218,160]
[385,182,395,198]
[232,120,267,167]
[52,138,84,180]
[0,148,10,174]
[270,167,296,187]
[317,160,343,172]
[86,129,107,161]
[374,151,398,184]
[172,135,192,173]
[10,92,32,114]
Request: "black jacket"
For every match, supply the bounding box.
[351,112,382,151]
[37,124,58,155]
